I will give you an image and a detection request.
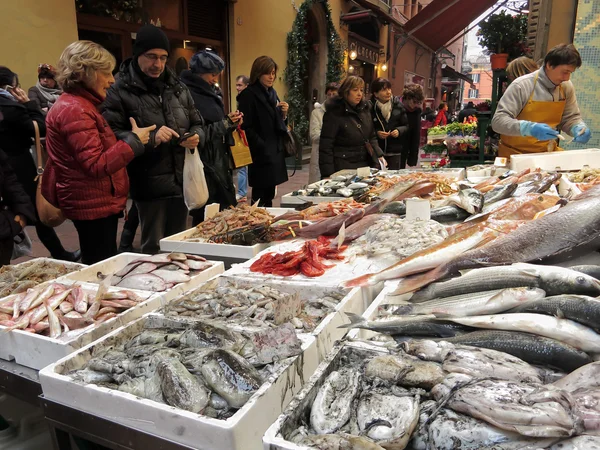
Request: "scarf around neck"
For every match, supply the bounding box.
[35,81,62,105]
[376,99,392,121]
[0,89,15,101]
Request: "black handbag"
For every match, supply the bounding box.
[283,125,302,157]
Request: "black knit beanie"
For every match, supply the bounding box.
[133,25,170,57]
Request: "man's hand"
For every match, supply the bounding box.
[179,133,200,149]
[154,126,180,146]
[377,131,390,140]
[390,129,400,138]
[129,118,157,145]
[14,215,26,228]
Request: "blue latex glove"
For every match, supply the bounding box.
[520,121,559,141]
[572,123,592,143]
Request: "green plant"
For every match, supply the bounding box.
[477,11,529,60]
[285,0,345,144]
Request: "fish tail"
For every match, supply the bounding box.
[338,312,365,328]
[390,265,450,296]
[342,273,376,288]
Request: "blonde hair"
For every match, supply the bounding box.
[56,40,116,92]
[506,57,538,81]
[338,76,365,100]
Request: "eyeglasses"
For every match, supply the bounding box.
[143,53,168,63]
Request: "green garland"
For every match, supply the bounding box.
[285,0,345,144]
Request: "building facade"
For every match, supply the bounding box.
[462,56,493,105]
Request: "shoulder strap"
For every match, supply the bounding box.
[33,120,44,178]
[349,114,369,143]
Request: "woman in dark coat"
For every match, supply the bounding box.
[237,56,289,207]
[400,83,425,167]
[370,77,409,170]
[319,76,386,179]
[180,50,242,225]
[0,66,79,262]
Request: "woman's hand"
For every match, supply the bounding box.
[277,101,289,118]
[377,131,390,140]
[14,215,26,228]
[228,110,243,124]
[9,87,29,104]
[129,118,157,145]
[390,129,400,138]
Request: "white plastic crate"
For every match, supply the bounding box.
[40,314,315,450]
[510,148,600,172]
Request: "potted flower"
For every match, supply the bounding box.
[477,11,528,70]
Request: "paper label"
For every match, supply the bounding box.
[356,167,371,177]
[494,157,508,167]
[204,203,220,221]
[274,292,302,325]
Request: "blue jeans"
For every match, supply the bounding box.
[237,166,248,197]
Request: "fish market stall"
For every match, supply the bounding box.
[60,252,224,303]
[0,280,157,370]
[40,313,312,450]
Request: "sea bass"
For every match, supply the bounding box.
[447,313,600,352]
[343,222,519,288]
[392,287,545,317]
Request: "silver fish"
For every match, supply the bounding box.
[310,368,362,434]
[117,273,167,292]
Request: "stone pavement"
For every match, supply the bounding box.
[14,166,310,264]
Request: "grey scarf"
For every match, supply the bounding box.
[376,99,392,121]
[35,81,62,106]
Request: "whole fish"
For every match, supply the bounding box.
[483,182,518,204]
[509,295,600,331]
[296,207,365,238]
[444,187,485,214]
[18,288,40,313]
[117,273,167,292]
[447,313,600,352]
[381,201,406,216]
[392,186,600,295]
[330,213,395,248]
[407,264,600,301]
[339,312,469,337]
[198,349,262,408]
[30,289,72,326]
[310,368,361,434]
[27,284,56,312]
[569,264,600,280]
[427,330,592,372]
[392,287,545,317]
[393,181,436,202]
[343,222,519,288]
[71,286,89,314]
[151,269,191,284]
[429,205,470,223]
[44,298,61,339]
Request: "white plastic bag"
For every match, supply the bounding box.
[12,230,33,260]
[183,147,209,210]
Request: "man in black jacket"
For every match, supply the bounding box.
[458,101,477,123]
[102,25,206,254]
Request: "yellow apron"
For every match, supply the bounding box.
[498,73,566,158]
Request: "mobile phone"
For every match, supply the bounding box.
[177,132,195,144]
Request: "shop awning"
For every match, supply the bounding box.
[403,0,497,52]
[442,65,474,86]
[340,10,379,24]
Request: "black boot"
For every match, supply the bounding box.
[118,228,135,253]
[53,249,82,262]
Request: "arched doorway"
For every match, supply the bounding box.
[346,10,381,95]
[305,3,329,114]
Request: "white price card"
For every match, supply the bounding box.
[357,166,371,177]
[494,157,508,167]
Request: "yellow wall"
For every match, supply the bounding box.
[547,0,577,50]
[4,0,78,91]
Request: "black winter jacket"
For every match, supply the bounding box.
[237,83,288,189]
[101,59,205,201]
[319,97,383,179]
[371,96,409,156]
[0,96,46,201]
[180,70,236,209]
[403,107,422,167]
[0,149,36,240]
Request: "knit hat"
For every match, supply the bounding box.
[133,25,170,57]
[190,50,225,74]
[38,64,56,80]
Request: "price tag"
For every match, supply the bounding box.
[274,292,302,325]
[204,203,220,221]
[356,167,371,177]
[494,157,508,167]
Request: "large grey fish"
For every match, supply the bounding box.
[357,391,419,448]
[451,187,485,214]
[408,264,600,302]
[365,354,444,389]
[432,374,577,437]
[447,313,600,352]
[429,205,470,223]
[310,368,362,435]
[156,359,210,413]
[392,185,600,295]
[427,330,592,372]
[199,349,262,408]
[509,295,600,331]
[392,287,545,317]
[339,312,470,338]
[483,182,518,205]
[569,264,600,280]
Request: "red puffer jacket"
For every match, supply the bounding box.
[45,89,144,221]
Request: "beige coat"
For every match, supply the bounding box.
[309,102,325,183]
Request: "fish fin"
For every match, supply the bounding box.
[337,312,365,329]
[555,308,565,319]
[389,265,451,296]
[342,273,376,288]
[431,312,452,318]
[337,221,346,251]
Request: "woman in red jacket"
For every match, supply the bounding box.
[433,102,448,127]
[46,41,155,264]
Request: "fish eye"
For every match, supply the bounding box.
[576,276,586,284]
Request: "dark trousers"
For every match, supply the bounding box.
[386,154,403,170]
[72,214,119,265]
[135,198,188,254]
[251,186,276,207]
[119,203,139,249]
[0,239,14,267]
